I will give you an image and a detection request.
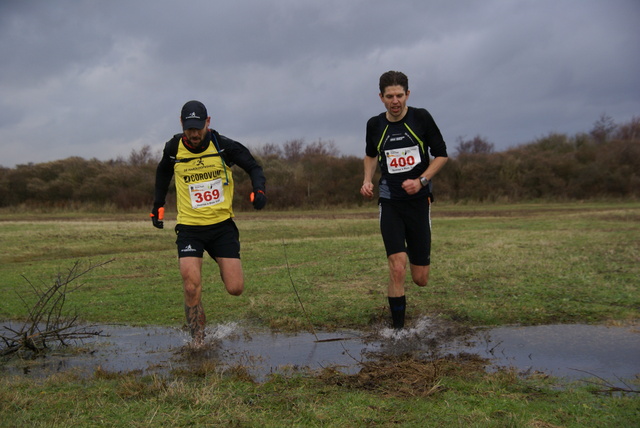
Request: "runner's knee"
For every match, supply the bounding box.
[411,266,430,287]
[225,280,244,296]
[414,277,428,287]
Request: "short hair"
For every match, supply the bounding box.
[379,71,409,94]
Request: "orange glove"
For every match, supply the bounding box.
[150,206,164,229]
[250,190,266,210]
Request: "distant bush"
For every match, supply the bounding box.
[437,116,640,202]
[0,117,637,210]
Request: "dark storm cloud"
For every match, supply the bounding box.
[0,0,638,167]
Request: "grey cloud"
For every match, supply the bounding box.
[0,0,638,167]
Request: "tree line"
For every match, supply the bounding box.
[1,116,638,211]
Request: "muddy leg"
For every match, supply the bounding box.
[185,303,206,346]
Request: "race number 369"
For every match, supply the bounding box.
[189,179,224,209]
[385,146,421,174]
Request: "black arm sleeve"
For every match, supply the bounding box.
[414,108,448,158]
[218,134,266,192]
[153,141,176,208]
[365,114,385,158]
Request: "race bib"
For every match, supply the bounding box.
[189,179,224,209]
[384,146,421,174]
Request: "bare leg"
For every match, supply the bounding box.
[184,302,206,346]
[179,257,244,346]
[387,252,407,297]
[409,264,430,287]
[215,257,244,296]
[180,257,206,346]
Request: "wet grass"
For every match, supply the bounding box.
[1,359,638,427]
[1,201,637,328]
[0,201,639,426]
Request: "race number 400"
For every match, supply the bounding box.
[385,146,421,174]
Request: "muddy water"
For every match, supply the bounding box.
[2,319,638,387]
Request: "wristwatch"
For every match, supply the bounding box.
[419,176,429,187]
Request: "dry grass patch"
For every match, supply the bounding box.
[318,352,487,398]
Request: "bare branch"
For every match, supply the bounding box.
[0,259,113,359]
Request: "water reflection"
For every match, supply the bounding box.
[2,319,638,386]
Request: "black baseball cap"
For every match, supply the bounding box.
[180,100,208,130]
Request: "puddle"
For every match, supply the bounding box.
[467,324,640,382]
[1,319,638,387]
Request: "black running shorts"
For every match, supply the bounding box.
[175,219,241,259]
[379,196,431,266]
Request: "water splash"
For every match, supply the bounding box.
[178,321,241,348]
[378,316,436,341]
[208,322,240,341]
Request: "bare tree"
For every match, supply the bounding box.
[455,135,494,156]
[128,145,159,166]
[283,139,305,162]
[590,114,616,144]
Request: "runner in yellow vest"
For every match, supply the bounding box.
[151,100,266,347]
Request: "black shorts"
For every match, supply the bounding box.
[175,219,241,259]
[379,196,431,266]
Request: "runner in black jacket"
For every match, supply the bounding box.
[360,71,448,329]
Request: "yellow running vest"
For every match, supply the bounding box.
[174,140,234,225]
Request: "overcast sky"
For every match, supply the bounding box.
[1,0,638,167]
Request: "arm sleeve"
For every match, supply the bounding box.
[416,109,448,158]
[153,141,175,208]
[365,116,382,158]
[219,135,266,192]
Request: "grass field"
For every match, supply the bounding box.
[1,201,638,328]
[1,201,638,426]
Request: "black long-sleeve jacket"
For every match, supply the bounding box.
[153,129,265,225]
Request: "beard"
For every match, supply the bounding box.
[184,129,208,149]
[188,136,203,145]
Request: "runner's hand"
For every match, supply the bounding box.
[360,182,374,199]
[150,206,164,229]
[251,190,267,210]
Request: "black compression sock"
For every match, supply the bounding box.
[388,295,406,329]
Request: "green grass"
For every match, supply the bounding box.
[1,202,638,328]
[1,202,638,426]
[1,366,638,427]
